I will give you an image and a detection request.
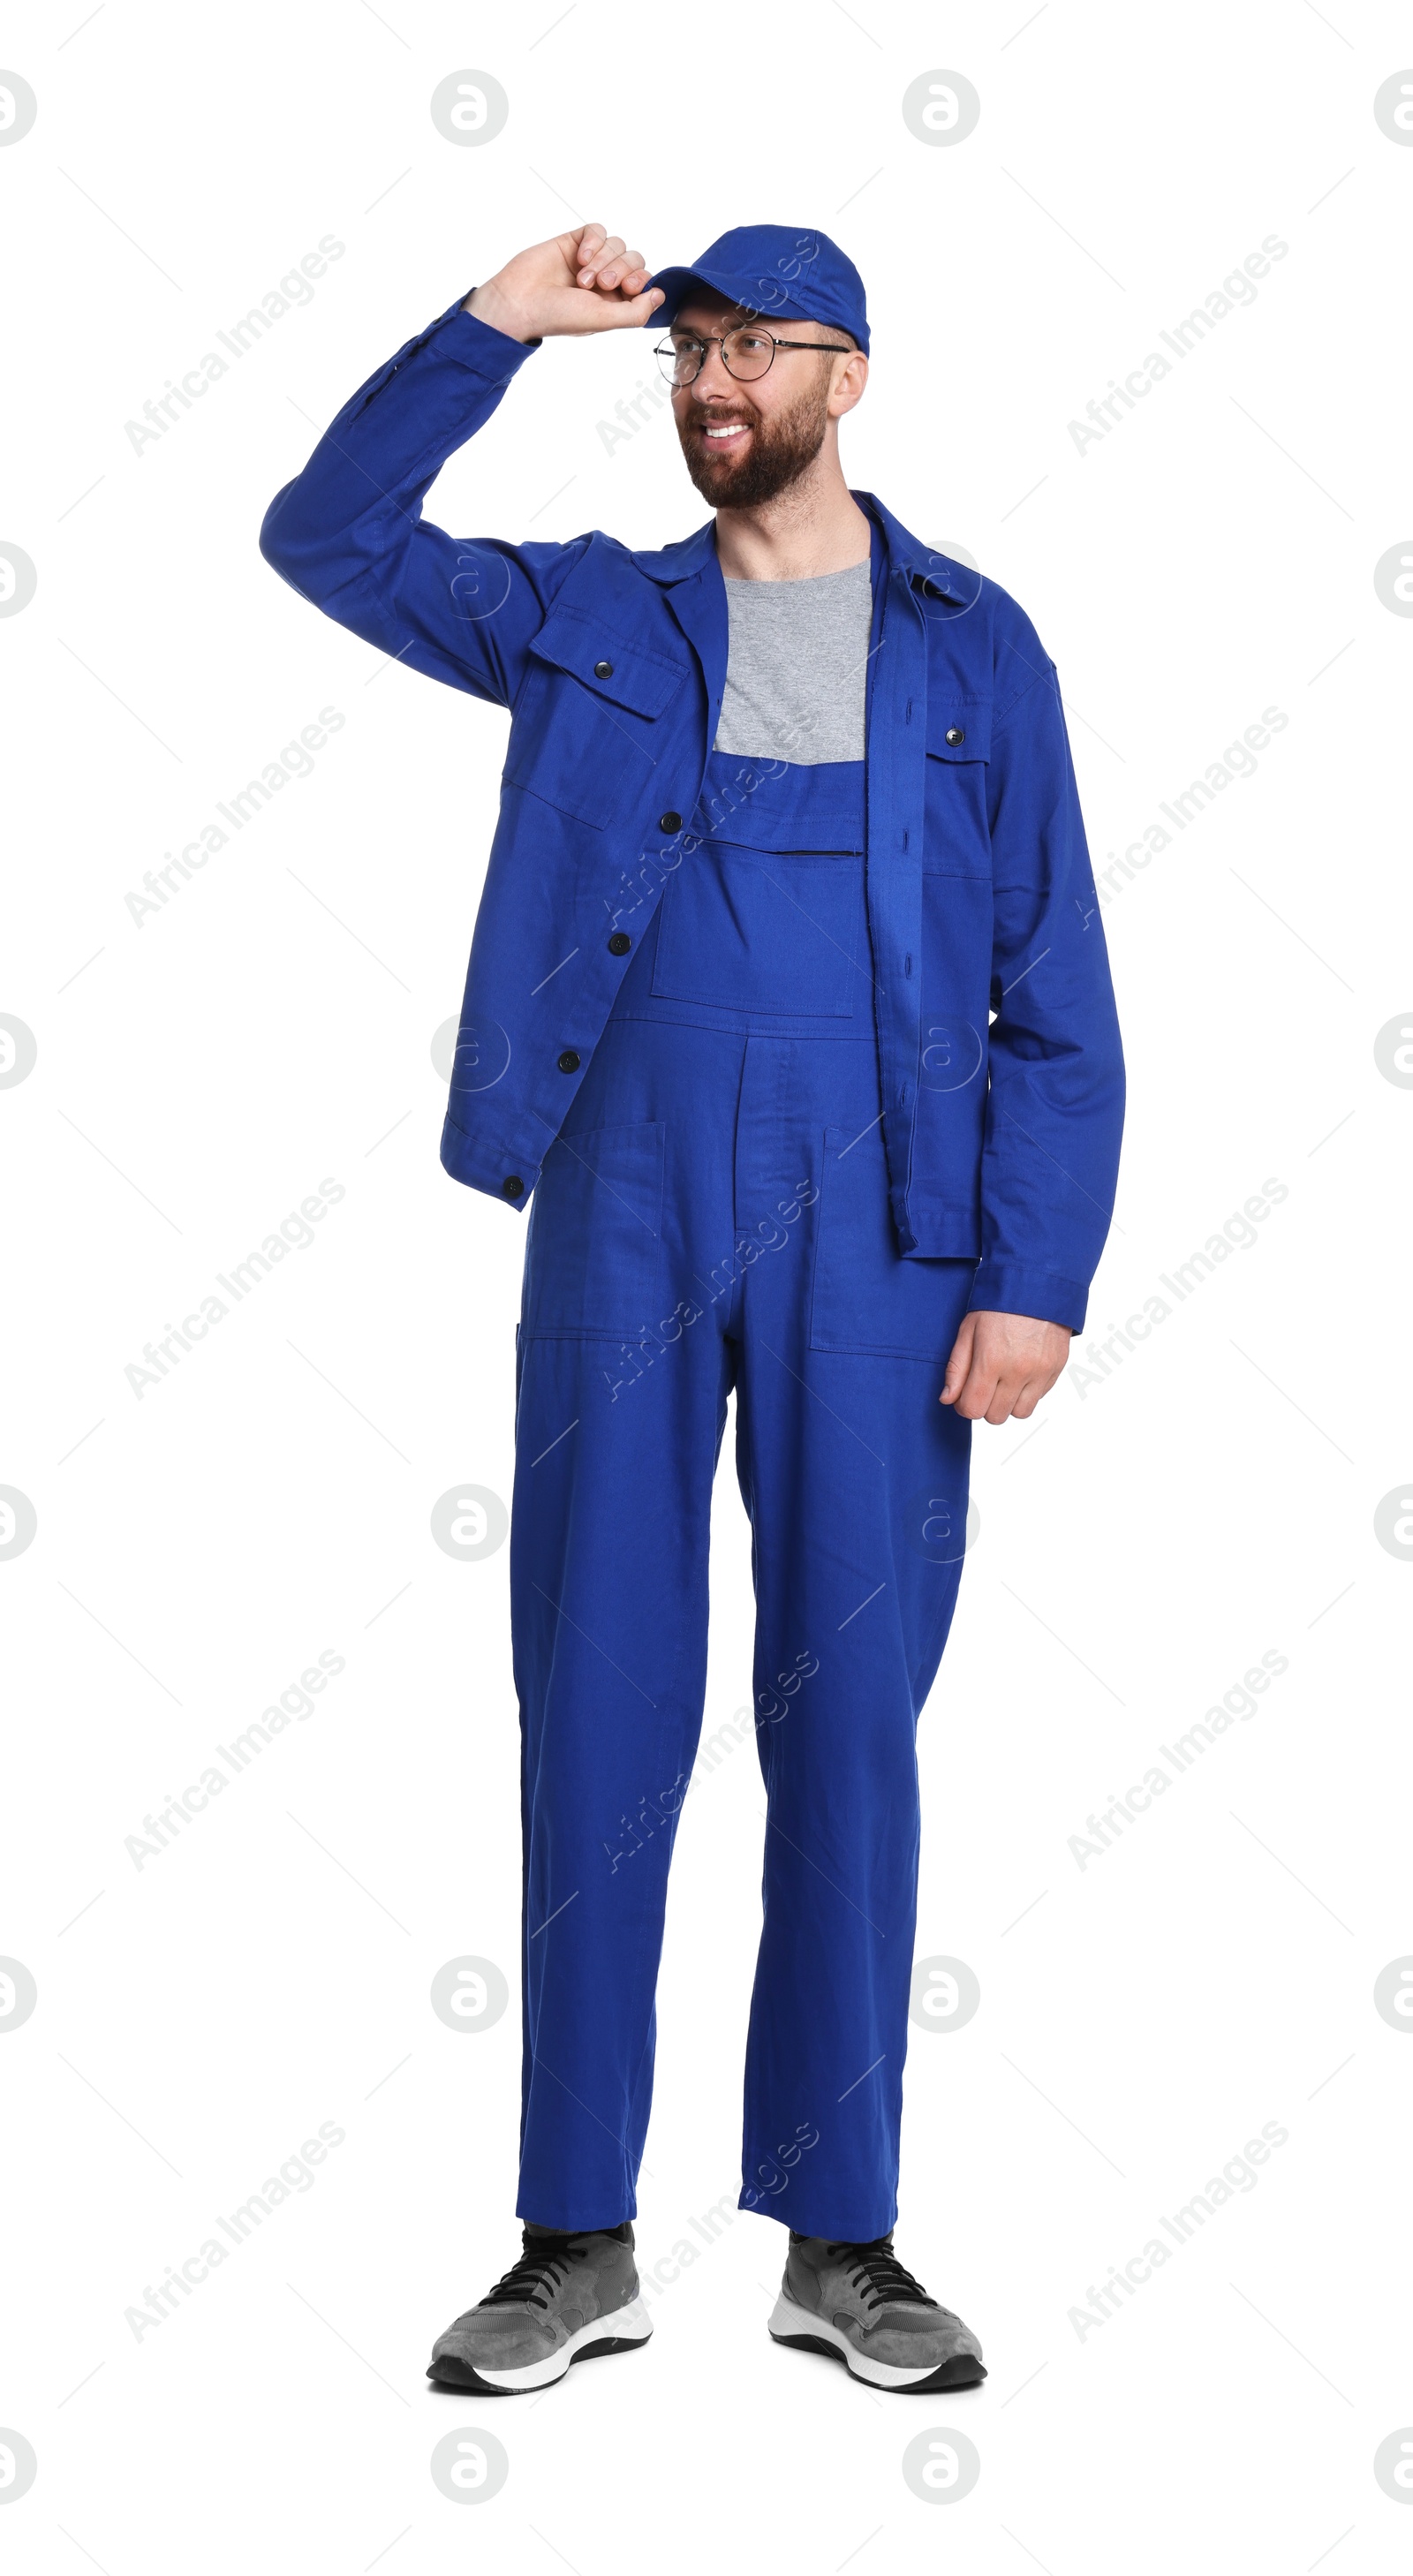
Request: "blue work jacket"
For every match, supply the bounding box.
[260,296,1124,1333]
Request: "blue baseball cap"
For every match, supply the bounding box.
[642,224,869,357]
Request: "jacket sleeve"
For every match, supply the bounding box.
[259,294,585,709]
[966,609,1125,1335]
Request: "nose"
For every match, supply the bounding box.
[687,339,738,401]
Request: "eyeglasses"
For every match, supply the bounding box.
[653,323,856,388]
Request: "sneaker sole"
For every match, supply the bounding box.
[427,2296,653,2394]
[767,2293,986,2391]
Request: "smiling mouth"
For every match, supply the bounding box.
[699,419,752,445]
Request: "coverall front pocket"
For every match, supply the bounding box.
[809,1123,974,1362]
[652,845,863,1017]
[520,1121,666,1340]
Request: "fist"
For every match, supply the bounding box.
[465,225,663,344]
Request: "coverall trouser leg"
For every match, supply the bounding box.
[510,1016,973,2240]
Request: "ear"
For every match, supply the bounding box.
[827,351,869,418]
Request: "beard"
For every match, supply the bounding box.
[676,373,834,508]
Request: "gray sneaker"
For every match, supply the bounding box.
[427,2222,652,2394]
[768,2232,986,2391]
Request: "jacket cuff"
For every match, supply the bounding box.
[344,297,540,431]
[439,1102,558,1208]
[434,296,544,366]
[965,1260,1089,1334]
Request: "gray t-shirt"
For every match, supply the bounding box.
[713,556,872,766]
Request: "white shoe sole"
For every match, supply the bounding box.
[432,2296,653,2393]
[767,2293,985,2390]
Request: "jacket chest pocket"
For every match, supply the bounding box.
[923,696,992,880]
[503,607,691,831]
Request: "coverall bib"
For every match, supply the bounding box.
[511,535,977,2243]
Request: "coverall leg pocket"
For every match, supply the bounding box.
[521,1121,666,1340]
[809,1123,976,1361]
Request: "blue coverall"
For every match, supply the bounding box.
[261,299,1124,2240]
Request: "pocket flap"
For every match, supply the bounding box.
[528,608,687,719]
[926,697,992,762]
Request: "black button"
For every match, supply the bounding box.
[593,659,613,677]
[502,1175,524,1199]
[557,1049,580,1073]
[658,810,682,833]
[945,726,965,745]
[608,932,631,956]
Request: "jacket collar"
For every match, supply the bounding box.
[628,490,977,603]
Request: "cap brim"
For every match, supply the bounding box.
[641,263,823,330]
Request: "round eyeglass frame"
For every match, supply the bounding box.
[653,323,857,388]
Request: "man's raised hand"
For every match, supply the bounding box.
[465,226,663,344]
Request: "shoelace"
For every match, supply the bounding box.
[482,2230,587,2310]
[825,2235,936,2310]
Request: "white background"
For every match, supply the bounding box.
[3,1,1410,2565]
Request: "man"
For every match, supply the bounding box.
[261,223,1124,2396]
